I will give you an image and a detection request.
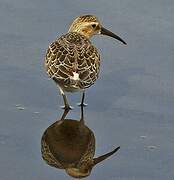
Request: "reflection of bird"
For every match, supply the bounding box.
[41,107,120,178]
[45,15,126,110]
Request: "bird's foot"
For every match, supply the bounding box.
[77,102,88,107]
[60,105,73,110]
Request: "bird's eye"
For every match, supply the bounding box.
[91,24,96,28]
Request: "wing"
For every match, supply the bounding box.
[45,32,100,89]
[41,133,64,169]
[76,38,100,88]
[77,131,95,167]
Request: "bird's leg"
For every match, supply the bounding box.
[59,86,73,110]
[61,94,73,110]
[77,91,88,107]
[60,108,70,121]
[80,101,85,125]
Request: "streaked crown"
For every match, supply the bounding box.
[71,15,99,23]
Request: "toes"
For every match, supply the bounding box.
[77,103,88,107]
[60,105,74,110]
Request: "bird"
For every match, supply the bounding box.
[44,15,126,110]
[41,105,120,178]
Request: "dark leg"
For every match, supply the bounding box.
[80,101,85,125]
[60,108,70,121]
[78,91,88,107]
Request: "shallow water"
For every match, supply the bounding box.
[0,0,174,179]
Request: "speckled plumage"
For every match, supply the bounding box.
[41,107,120,178]
[44,15,126,109]
[45,32,100,92]
[41,118,95,174]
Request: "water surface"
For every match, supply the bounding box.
[0,0,174,179]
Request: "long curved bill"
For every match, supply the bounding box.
[101,27,127,45]
[93,146,120,165]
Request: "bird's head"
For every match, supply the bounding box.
[65,162,93,179]
[68,15,126,44]
[65,147,120,178]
